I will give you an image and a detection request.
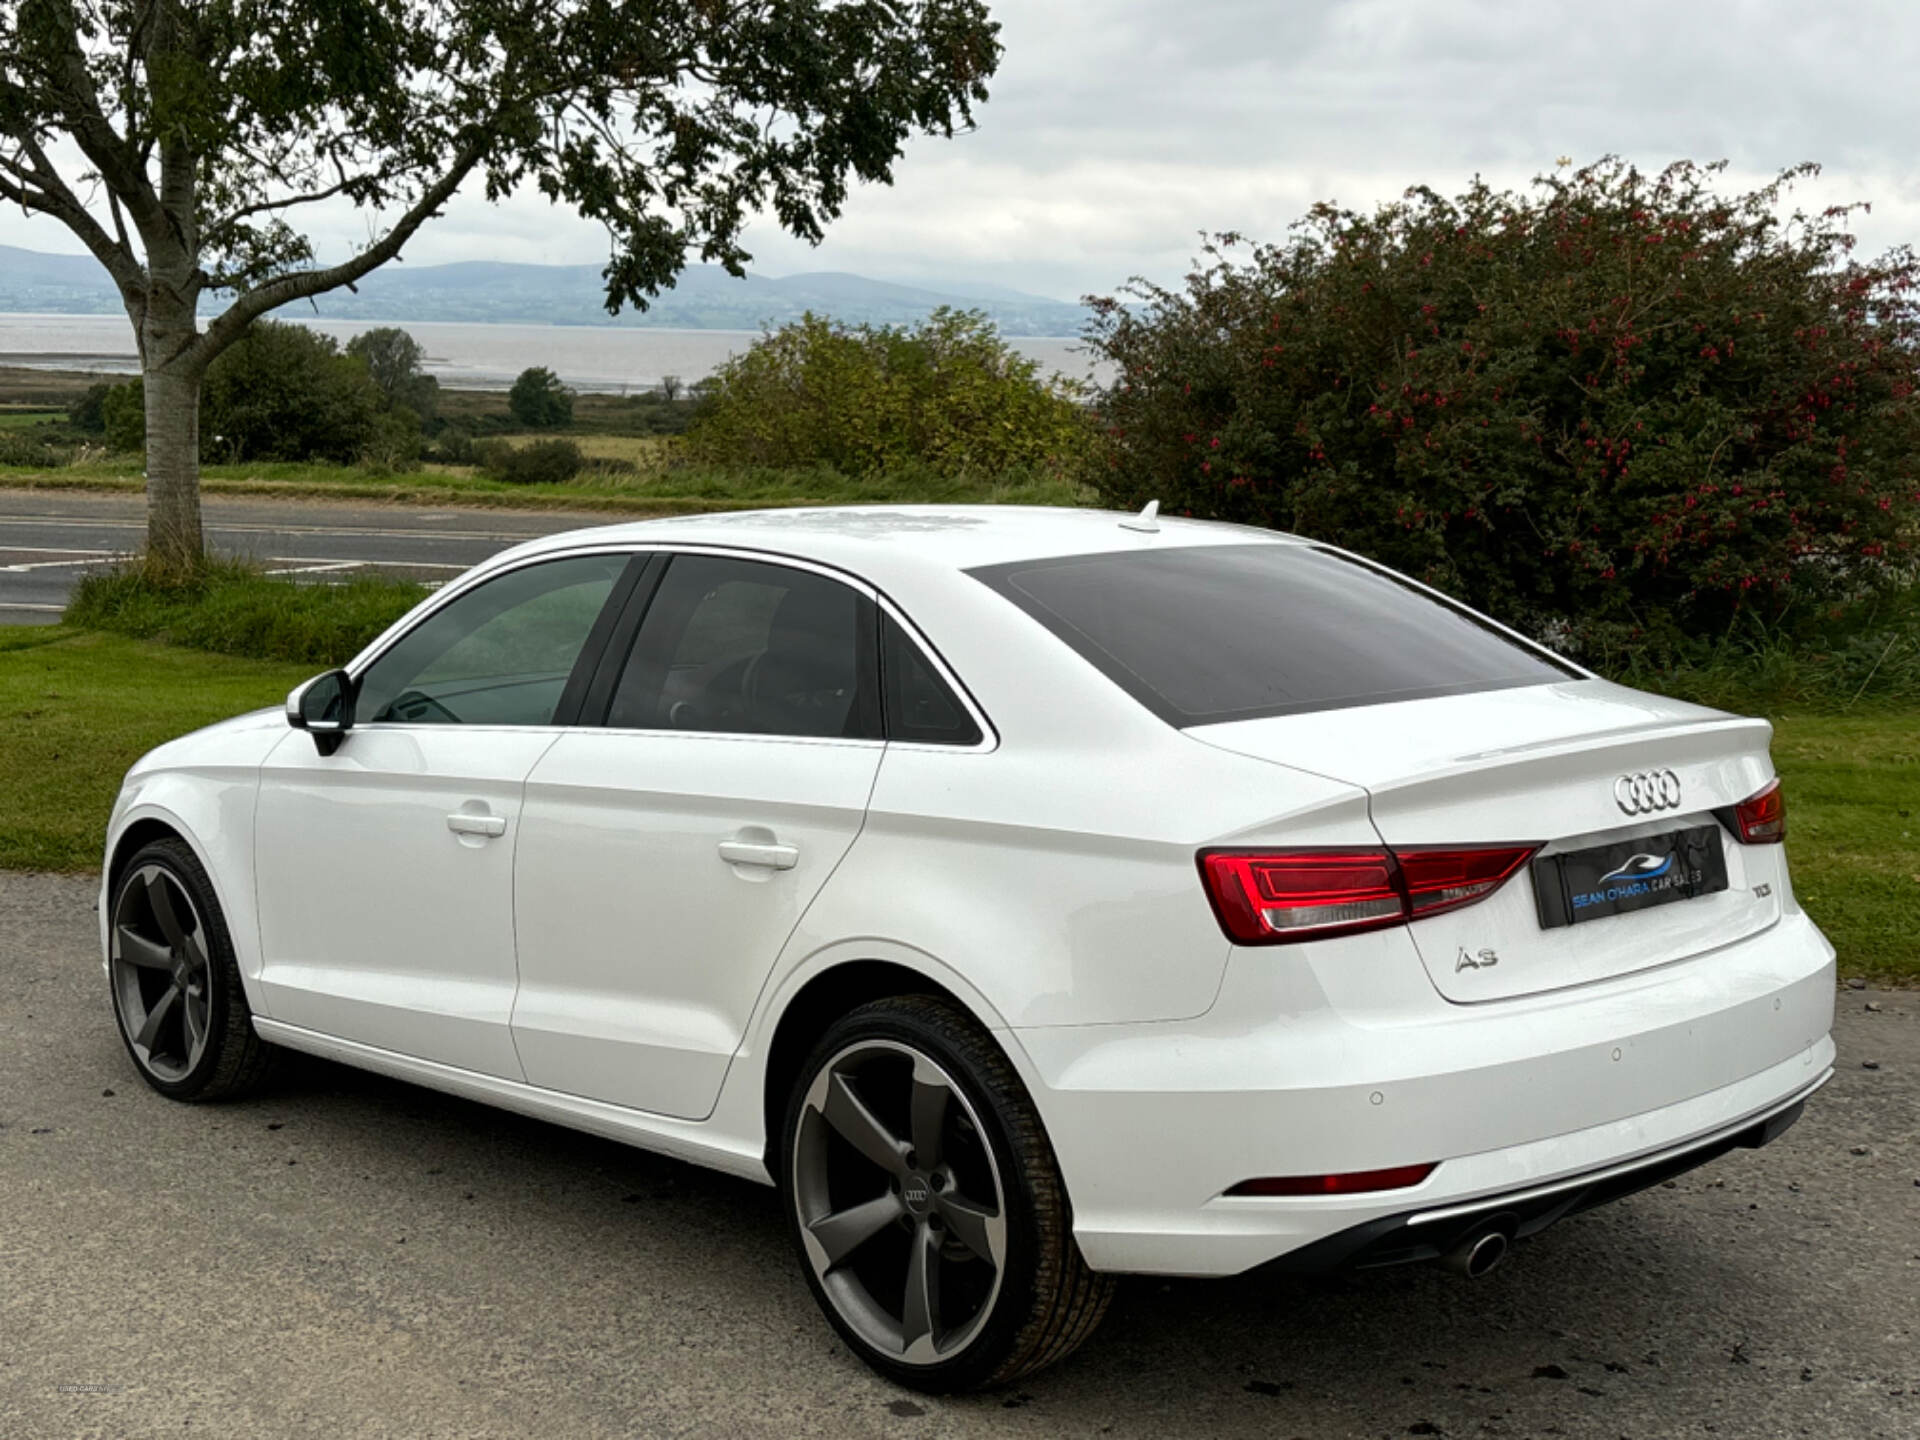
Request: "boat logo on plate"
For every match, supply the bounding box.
[1598,852,1674,884]
[1613,768,1683,816]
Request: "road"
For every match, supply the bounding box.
[0,491,604,622]
[1,872,1914,1439]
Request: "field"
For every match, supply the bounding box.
[1,624,1913,982]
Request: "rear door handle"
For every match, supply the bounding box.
[717,839,799,871]
[446,812,507,838]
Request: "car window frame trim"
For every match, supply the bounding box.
[344,540,997,752]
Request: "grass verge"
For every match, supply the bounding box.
[0,456,1097,514]
[66,562,429,667]
[2,623,1915,981]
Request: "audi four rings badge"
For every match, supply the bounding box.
[1614,769,1682,815]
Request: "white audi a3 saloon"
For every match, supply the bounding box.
[101,505,1836,1391]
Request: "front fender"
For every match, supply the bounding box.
[101,763,273,1019]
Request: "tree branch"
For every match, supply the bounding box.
[41,1,165,234]
[192,137,490,369]
[210,173,370,229]
[0,133,145,297]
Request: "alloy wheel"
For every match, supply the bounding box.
[110,864,215,1082]
[792,1040,1009,1365]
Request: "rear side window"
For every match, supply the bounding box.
[970,544,1575,726]
[881,614,982,746]
[606,554,880,739]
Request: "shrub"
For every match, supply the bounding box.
[69,382,112,434]
[199,321,383,463]
[685,308,1094,477]
[67,560,429,667]
[102,378,146,453]
[1085,160,1920,661]
[508,366,575,428]
[425,426,478,464]
[0,431,62,467]
[359,407,425,474]
[480,437,584,484]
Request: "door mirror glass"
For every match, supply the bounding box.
[288,669,354,753]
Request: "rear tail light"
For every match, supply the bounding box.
[1224,1163,1437,1197]
[1732,778,1786,844]
[1198,844,1539,945]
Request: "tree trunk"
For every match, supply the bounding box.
[142,362,204,571]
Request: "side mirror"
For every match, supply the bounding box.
[287,669,355,756]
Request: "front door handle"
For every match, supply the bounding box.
[446,812,507,838]
[717,839,799,871]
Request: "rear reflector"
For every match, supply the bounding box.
[1225,1163,1438,1197]
[1732,778,1786,844]
[1198,844,1539,945]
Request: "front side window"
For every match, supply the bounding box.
[606,554,879,739]
[356,554,628,726]
[971,543,1576,726]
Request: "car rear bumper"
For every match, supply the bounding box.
[1009,909,1837,1276]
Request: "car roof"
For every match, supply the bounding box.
[489,504,1307,588]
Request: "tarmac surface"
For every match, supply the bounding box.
[1,869,1915,1439]
[0,491,600,621]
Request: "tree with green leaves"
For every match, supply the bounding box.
[345,327,438,422]
[508,365,573,428]
[0,1,1001,570]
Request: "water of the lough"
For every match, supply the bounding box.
[0,313,1106,393]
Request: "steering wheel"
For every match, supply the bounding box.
[382,688,462,725]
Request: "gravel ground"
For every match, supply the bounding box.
[2,869,1915,1440]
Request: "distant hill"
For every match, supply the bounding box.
[0,245,1091,336]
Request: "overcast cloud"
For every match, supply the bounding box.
[7,0,1920,301]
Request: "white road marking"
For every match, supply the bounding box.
[0,601,63,611]
[262,560,365,577]
[0,513,562,542]
[0,544,468,575]
[0,557,120,572]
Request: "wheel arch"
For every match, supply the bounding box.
[756,954,1017,1172]
[106,815,191,897]
[101,798,269,1012]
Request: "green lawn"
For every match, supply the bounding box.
[2,623,1914,981]
[0,627,311,871]
[1768,712,1920,983]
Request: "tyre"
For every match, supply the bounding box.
[779,995,1115,1392]
[107,837,276,1101]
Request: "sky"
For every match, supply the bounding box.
[7,0,1920,303]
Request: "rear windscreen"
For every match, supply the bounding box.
[969,543,1577,726]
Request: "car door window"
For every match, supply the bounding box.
[606,554,880,739]
[356,553,629,726]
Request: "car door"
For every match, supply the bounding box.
[254,550,640,1078]
[510,550,886,1120]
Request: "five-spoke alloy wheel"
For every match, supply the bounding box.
[781,996,1114,1392]
[108,838,274,1101]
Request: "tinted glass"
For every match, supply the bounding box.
[607,555,878,738]
[356,554,627,726]
[971,544,1574,726]
[881,613,982,746]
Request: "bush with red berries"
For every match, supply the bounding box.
[1085,160,1920,662]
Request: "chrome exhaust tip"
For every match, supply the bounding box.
[1443,1227,1510,1280]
